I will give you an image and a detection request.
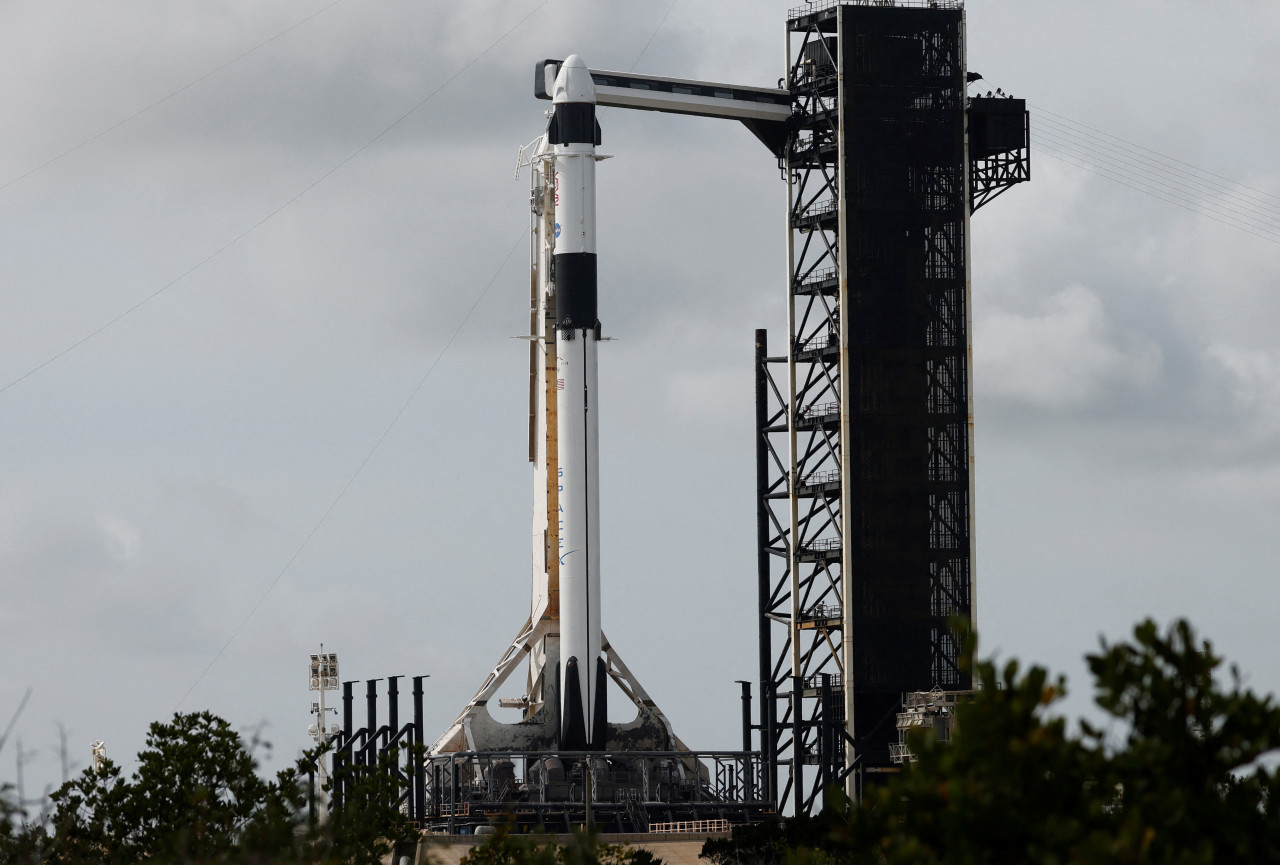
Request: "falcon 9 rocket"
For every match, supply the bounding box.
[548,55,605,750]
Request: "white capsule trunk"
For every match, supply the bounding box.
[556,331,601,742]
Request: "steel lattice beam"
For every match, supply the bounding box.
[759,1,1000,813]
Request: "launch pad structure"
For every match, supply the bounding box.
[758,0,1028,813]
[324,0,1029,833]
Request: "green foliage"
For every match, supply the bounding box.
[41,711,300,863]
[836,654,1113,864]
[0,776,47,864]
[458,823,558,865]
[14,709,417,864]
[458,823,663,865]
[1084,619,1280,863]
[9,619,1280,864]
[703,618,1280,865]
[700,816,839,865]
[316,744,422,865]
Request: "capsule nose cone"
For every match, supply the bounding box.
[553,54,596,105]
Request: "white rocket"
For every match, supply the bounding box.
[430,55,694,759]
[549,55,605,750]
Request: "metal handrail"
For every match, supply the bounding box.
[796,469,840,488]
[798,266,837,286]
[802,673,845,690]
[797,198,838,219]
[790,0,963,19]
[798,332,839,354]
[799,400,839,420]
[800,603,842,621]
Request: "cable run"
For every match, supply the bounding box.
[1031,127,1280,238]
[174,228,528,710]
[974,80,1280,239]
[599,0,679,120]
[0,0,350,195]
[1032,147,1280,247]
[967,86,1280,245]
[1031,115,1280,225]
[0,0,548,397]
[1031,104,1280,208]
[629,0,680,72]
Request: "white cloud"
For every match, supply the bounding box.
[1206,344,1280,435]
[97,515,142,563]
[976,283,1163,410]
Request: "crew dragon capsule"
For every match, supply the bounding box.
[550,55,605,750]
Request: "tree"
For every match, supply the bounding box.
[704,618,1280,864]
[458,823,664,865]
[0,690,48,864]
[315,743,422,865]
[38,710,424,864]
[0,776,42,864]
[46,710,302,863]
[701,814,856,865]
[1084,619,1280,862]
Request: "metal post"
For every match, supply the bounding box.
[366,679,379,769]
[754,329,777,806]
[448,754,458,835]
[834,4,858,807]
[315,674,329,821]
[343,681,354,736]
[737,679,755,802]
[819,673,833,796]
[413,675,427,823]
[386,675,401,817]
[791,674,803,816]
[338,680,354,809]
[388,676,401,743]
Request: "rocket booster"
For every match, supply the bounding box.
[551,56,606,750]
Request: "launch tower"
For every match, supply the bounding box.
[755,0,1028,813]
[412,0,1028,829]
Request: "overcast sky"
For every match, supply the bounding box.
[3,0,1279,802]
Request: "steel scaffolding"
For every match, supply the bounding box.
[758,0,1028,813]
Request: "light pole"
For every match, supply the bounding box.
[308,645,340,820]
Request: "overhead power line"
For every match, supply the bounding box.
[172,0,684,707]
[1032,105,1280,209]
[1031,117,1280,228]
[1032,146,1280,248]
[1031,128,1280,244]
[1033,117,1280,225]
[0,0,549,397]
[1020,103,1280,245]
[173,228,527,711]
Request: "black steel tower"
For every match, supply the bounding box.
[756,0,1029,813]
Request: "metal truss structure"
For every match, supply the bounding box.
[330,677,428,821]
[757,0,1029,814]
[324,679,768,834]
[970,96,1031,212]
[420,749,768,834]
